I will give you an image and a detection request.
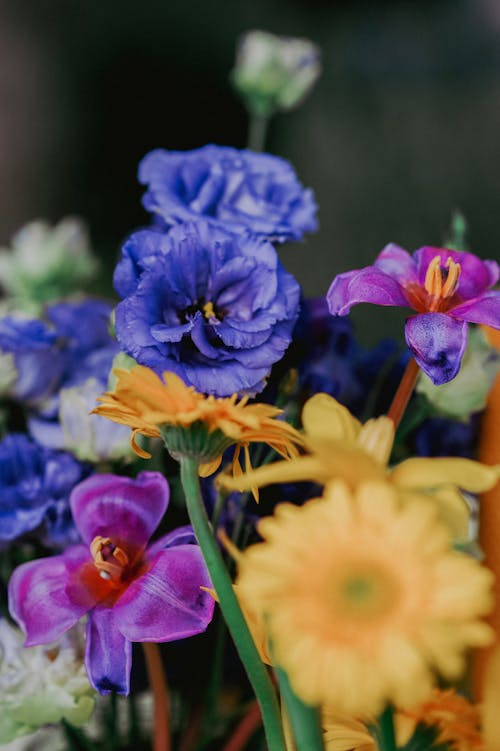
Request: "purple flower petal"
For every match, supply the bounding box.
[414,247,500,300]
[146,525,197,559]
[327,267,410,316]
[450,290,500,329]
[70,472,169,550]
[86,606,132,695]
[405,313,468,385]
[373,243,418,284]
[8,546,91,646]
[114,545,214,642]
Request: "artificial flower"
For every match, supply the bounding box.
[220,391,500,539]
[114,220,300,396]
[0,433,90,546]
[94,365,303,478]
[138,145,317,243]
[0,619,94,744]
[231,30,321,117]
[236,480,494,715]
[327,245,500,384]
[0,217,98,315]
[8,472,214,694]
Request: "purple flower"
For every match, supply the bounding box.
[327,244,500,385]
[0,318,65,404]
[114,221,301,396]
[0,433,89,546]
[138,144,318,243]
[8,472,214,695]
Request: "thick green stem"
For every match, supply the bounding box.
[247,114,269,151]
[179,456,286,751]
[378,705,398,751]
[275,666,324,751]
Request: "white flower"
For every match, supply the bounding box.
[0,218,98,314]
[0,620,95,744]
[231,30,321,116]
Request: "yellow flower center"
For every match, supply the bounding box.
[90,535,129,582]
[424,255,462,312]
[203,301,216,320]
[329,563,400,622]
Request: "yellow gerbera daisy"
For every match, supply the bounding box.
[322,708,375,751]
[220,392,500,538]
[237,480,494,716]
[93,365,303,477]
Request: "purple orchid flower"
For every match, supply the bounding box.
[8,472,214,695]
[327,244,500,384]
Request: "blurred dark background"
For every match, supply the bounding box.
[1,0,500,338]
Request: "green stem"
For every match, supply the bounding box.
[247,114,269,151]
[378,705,398,751]
[179,456,286,751]
[275,666,324,751]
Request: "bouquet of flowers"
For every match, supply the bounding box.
[1,29,500,751]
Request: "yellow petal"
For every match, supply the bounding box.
[302,393,361,442]
[356,416,394,466]
[217,456,327,493]
[199,455,222,477]
[391,458,500,493]
[482,646,500,751]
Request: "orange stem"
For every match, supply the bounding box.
[386,357,420,429]
[221,700,262,751]
[473,327,500,700]
[142,642,171,751]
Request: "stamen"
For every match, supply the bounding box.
[90,535,129,581]
[424,256,443,298]
[441,257,461,298]
[203,301,216,320]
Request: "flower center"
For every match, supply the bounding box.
[329,563,400,622]
[90,536,129,582]
[203,301,216,320]
[423,255,461,312]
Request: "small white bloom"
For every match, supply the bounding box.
[0,218,98,314]
[231,30,321,117]
[59,377,132,462]
[0,620,95,744]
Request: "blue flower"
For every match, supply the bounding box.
[114,221,301,396]
[0,433,90,546]
[138,144,318,243]
[0,317,65,404]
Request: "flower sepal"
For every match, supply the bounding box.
[160,422,233,472]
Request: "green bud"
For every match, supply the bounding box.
[0,217,98,314]
[231,30,321,118]
[416,327,500,419]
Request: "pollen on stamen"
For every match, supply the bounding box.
[203,301,216,320]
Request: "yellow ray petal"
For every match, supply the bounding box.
[483,646,500,751]
[390,458,500,493]
[218,456,326,492]
[302,393,361,442]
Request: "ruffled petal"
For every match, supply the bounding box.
[327,267,409,316]
[114,545,214,642]
[70,472,169,549]
[86,607,132,695]
[450,290,500,329]
[404,313,468,385]
[8,546,91,646]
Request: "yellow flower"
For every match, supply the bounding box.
[220,393,500,539]
[322,708,375,751]
[236,480,494,716]
[93,365,303,478]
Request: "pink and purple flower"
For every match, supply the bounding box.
[8,472,214,695]
[327,244,500,384]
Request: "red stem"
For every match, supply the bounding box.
[386,357,420,429]
[221,700,263,751]
[142,642,171,751]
